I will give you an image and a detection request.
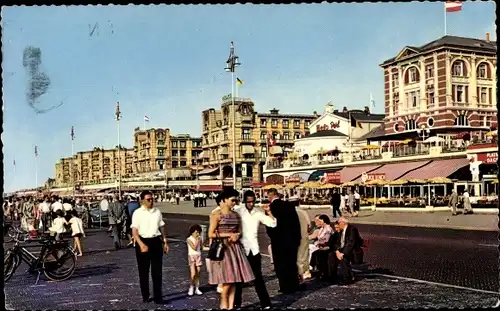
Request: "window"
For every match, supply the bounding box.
[271,119,278,128]
[484,116,492,127]
[157,140,164,145]
[282,120,289,128]
[180,150,186,157]
[242,128,251,139]
[477,63,488,79]
[392,73,399,88]
[406,90,420,108]
[158,163,164,170]
[158,149,164,156]
[452,61,464,77]
[426,65,434,79]
[260,119,267,127]
[180,141,186,148]
[172,150,178,157]
[428,91,435,106]
[293,120,300,128]
[305,120,311,127]
[480,87,488,104]
[272,132,279,140]
[408,67,418,83]
[260,132,267,140]
[180,161,186,167]
[223,130,228,141]
[294,132,301,139]
[454,115,468,126]
[405,119,417,131]
[455,85,464,103]
[260,146,267,159]
[427,117,435,127]
[241,105,250,115]
[172,141,178,148]
[283,132,290,140]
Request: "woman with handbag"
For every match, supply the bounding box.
[208,189,255,310]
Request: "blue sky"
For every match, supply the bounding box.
[2,2,496,192]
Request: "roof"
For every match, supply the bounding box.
[303,129,347,138]
[356,125,385,141]
[333,110,385,122]
[381,35,497,66]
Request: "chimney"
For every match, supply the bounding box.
[364,106,370,115]
[486,32,490,42]
[342,106,348,113]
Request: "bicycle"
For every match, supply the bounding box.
[4,227,77,284]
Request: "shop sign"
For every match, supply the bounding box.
[321,172,341,184]
[286,177,301,183]
[361,172,386,183]
[316,120,341,132]
[477,152,498,164]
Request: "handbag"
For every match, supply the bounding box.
[208,230,225,261]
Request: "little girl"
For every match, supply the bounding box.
[186,224,203,296]
[68,210,85,256]
[49,209,68,241]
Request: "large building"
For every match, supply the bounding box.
[200,96,316,187]
[55,147,135,188]
[377,34,497,140]
[133,128,203,177]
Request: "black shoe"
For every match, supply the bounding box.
[114,242,120,250]
[142,297,152,303]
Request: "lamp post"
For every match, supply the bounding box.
[115,102,122,200]
[417,125,430,141]
[224,41,241,190]
[71,126,75,199]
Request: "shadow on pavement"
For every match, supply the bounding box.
[71,263,119,279]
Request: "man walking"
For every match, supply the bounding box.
[449,189,459,216]
[109,195,127,249]
[265,188,302,294]
[295,201,311,280]
[131,190,169,304]
[233,190,275,309]
[331,189,342,218]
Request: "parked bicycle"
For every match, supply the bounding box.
[4,227,77,284]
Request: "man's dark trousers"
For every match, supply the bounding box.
[332,204,342,218]
[135,237,163,301]
[234,252,271,308]
[272,244,299,293]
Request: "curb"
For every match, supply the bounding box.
[300,205,499,214]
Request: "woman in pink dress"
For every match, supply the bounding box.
[208,190,255,310]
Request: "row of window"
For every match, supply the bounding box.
[401,85,493,109]
[392,61,493,87]
[396,114,493,132]
[260,119,312,128]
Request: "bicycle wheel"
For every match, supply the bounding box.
[43,248,76,281]
[4,250,20,282]
[4,226,15,243]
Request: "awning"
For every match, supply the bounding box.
[218,147,229,155]
[308,169,340,181]
[338,165,382,183]
[198,167,220,176]
[195,185,222,192]
[241,145,255,155]
[353,160,431,183]
[270,146,283,155]
[398,158,470,180]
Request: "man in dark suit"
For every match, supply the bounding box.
[331,190,342,218]
[265,188,302,294]
[327,217,362,285]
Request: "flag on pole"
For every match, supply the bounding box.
[71,126,75,141]
[370,93,376,109]
[13,159,16,167]
[445,1,462,12]
[236,77,244,85]
[144,115,150,122]
[34,145,38,157]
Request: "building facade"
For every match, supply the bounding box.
[380,34,497,138]
[133,128,202,177]
[201,96,316,186]
[55,147,135,187]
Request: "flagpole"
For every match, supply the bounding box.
[116,102,122,200]
[35,148,38,188]
[348,112,353,158]
[143,117,146,131]
[71,130,75,200]
[444,3,447,35]
[13,160,16,189]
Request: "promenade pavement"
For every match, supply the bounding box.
[4,229,498,309]
[157,200,498,231]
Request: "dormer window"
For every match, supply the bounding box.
[260,119,267,127]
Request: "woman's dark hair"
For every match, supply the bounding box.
[219,189,239,201]
[189,224,202,236]
[71,209,79,217]
[215,194,222,206]
[55,209,64,217]
[318,214,331,225]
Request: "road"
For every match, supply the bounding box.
[164,213,499,293]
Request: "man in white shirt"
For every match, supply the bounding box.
[51,197,63,213]
[62,198,73,212]
[233,190,275,310]
[131,190,169,304]
[353,190,361,217]
[39,196,52,231]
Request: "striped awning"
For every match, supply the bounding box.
[218,147,229,155]
[241,145,255,155]
[352,160,431,183]
[198,167,220,176]
[398,158,470,180]
[270,146,283,155]
[338,165,382,183]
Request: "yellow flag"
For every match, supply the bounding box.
[236,77,244,85]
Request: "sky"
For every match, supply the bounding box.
[2,2,496,192]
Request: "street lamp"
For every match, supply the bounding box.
[224,41,241,190]
[417,125,430,141]
[115,102,122,200]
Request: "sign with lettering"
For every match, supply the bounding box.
[316,120,341,132]
[222,93,232,101]
[321,172,341,184]
[361,172,386,183]
[477,152,498,164]
[286,177,301,183]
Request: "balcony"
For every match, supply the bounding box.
[452,101,471,108]
[240,137,254,143]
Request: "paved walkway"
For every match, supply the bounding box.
[157,201,498,231]
[4,229,497,309]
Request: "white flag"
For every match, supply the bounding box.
[144,115,150,122]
